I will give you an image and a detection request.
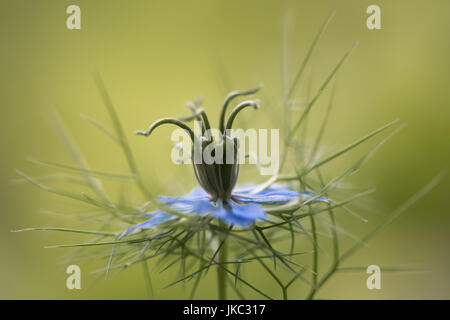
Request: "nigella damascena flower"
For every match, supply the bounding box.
[121,86,329,237]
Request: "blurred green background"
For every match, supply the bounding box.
[1,0,449,299]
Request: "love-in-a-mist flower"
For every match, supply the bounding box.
[121,86,329,237]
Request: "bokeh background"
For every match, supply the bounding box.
[1,0,449,299]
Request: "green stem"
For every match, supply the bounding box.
[307,208,339,300]
[141,260,153,299]
[329,209,339,264]
[282,287,288,300]
[217,223,228,300]
[307,214,318,299]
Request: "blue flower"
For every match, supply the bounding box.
[120,184,329,237]
[120,86,330,237]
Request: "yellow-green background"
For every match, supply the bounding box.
[1,0,449,299]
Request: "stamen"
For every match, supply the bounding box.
[136,117,196,143]
[225,100,259,131]
[219,84,263,133]
[177,108,204,122]
[199,110,212,139]
[178,108,212,139]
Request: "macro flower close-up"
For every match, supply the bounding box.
[1,0,449,309]
[120,87,330,236]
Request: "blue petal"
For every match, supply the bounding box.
[199,200,266,227]
[158,194,212,214]
[300,190,331,203]
[158,197,196,213]
[185,188,209,198]
[233,184,330,205]
[234,183,290,194]
[120,195,212,238]
[119,185,330,236]
[232,189,299,205]
[119,211,175,238]
[191,198,218,214]
[228,201,266,221]
[159,196,215,216]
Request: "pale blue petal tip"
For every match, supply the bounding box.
[119,211,175,238]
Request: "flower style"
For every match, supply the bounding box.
[121,86,329,237]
